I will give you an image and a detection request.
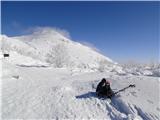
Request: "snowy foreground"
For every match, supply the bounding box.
[2,61,160,120]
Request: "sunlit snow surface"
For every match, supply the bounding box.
[2,60,160,120]
[1,28,160,119]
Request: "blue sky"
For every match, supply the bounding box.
[1,1,159,63]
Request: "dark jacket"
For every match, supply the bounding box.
[96,81,113,97]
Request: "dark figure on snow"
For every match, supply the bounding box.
[96,78,114,98]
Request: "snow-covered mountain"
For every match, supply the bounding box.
[1,27,118,71]
[1,28,159,120]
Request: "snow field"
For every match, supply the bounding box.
[2,62,160,120]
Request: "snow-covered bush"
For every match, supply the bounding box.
[121,61,160,77]
[97,59,107,72]
[46,44,69,68]
[111,65,126,75]
[1,38,10,53]
[97,59,113,72]
[152,70,160,77]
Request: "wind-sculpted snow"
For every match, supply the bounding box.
[0,28,115,71]
[2,61,160,119]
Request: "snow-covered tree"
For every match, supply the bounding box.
[97,59,112,72]
[1,39,10,53]
[46,44,69,68]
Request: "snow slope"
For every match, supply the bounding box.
[2,61,160,120]
[7,51,48,67]
[1,27,159,119]
[1,27,116,70]
[0,35,42,60]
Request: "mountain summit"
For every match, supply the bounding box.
[1,27,117,71]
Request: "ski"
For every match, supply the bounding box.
[113,84,136,96]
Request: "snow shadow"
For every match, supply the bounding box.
[75,91,97,99]
[16,64,48,68]
[134,106,157,120]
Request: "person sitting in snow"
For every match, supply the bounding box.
[96,78,114,98]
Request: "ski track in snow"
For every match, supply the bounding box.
[2,62,160,120]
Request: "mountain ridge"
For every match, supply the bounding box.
[1,27,118,71]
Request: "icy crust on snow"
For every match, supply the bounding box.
[2,61,160,120]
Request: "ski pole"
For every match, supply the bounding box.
[113,84,136,95]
